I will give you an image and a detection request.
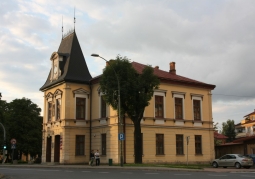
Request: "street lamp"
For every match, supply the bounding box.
[91,54,123,167]
[186,136,190,165]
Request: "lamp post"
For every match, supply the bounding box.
[186,136,190,165]
[91,54,123,167]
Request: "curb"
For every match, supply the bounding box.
[0,164,254,173]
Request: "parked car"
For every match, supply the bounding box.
[244,154,255,164]
[212,154,253,169]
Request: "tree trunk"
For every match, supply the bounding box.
[134,120,142,163]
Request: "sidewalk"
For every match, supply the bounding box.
[0,163,255,173]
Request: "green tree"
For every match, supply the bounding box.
[5,98,42,161]
[222,119,236,142]
[100,56,160,163]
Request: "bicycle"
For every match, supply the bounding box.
[90,157,94,166]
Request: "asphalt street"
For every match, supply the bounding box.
[0,167,255,179]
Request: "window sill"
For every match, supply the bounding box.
[155,154,165,156]
[176,154,185,156]
[153,118,165,121]
[195,154,203,156]
[174,119,185,123]
[192,120,203,124]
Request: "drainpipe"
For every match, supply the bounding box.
[89,82,92,153]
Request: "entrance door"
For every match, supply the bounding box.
[46,137,52,162]
[54,135,60,162]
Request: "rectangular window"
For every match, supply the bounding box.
[175,98,183,119]
[75,135,85,155]
[101,133,106,155]
[193,100,201,121]
[52,103,55,117]
[176,134,184,155]
[156,134,164,155]
[56,99,61,120]
[101,97,106,118]
[134,133,143,155]
[195,135,202,154]
[48,101,52,121]
[76,98,86,119]
[155,96,164,118]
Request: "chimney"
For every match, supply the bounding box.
[155,66,159,69]
[169,62,176,75]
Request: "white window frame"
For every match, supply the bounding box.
[192,96,203,121]
[75,94,88,120]
[46,93,53,122]
[99,93,108,118]
[55,96,61,121]
[153,91,166,118]
[173,94,185,120]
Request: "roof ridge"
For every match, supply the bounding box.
[131,61,215,89]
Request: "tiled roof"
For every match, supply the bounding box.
[216,142,242,146]
[40,31,92,91]
[244,111,255,117]
[131,62,216,89]
[214,131,228,139]
[233,135,255,143]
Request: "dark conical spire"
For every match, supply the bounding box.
[40,31,92,91]
[74,7,76,30]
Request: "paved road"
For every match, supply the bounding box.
[0,167,255,179]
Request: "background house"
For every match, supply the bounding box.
[215,109,255,158]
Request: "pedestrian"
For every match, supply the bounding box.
[90,150,94,166]
[95,150,100,166]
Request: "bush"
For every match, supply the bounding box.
[34,157,41,164]
[18,160,27,164]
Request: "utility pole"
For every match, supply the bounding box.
[186,136,190,165]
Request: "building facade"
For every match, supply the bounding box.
[40,30,216,164]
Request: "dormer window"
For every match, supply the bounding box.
[50,52,62,81]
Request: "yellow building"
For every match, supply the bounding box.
[40,30,216,164]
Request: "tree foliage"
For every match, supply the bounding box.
[0,98,42,161]
[100,55,160,163]
[221,119,236,142]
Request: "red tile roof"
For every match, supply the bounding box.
[216,142,242,146]
[91,61,216,89]
[214,131,228,139]
[233,135,255,143]
[131,62,215,89]
[244,111,255,117]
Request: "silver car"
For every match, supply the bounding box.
[212,154,253,169]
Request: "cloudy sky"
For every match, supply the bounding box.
[1,0,255,127]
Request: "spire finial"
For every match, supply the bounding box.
[74,7,76,31]
[62,16,64,39]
